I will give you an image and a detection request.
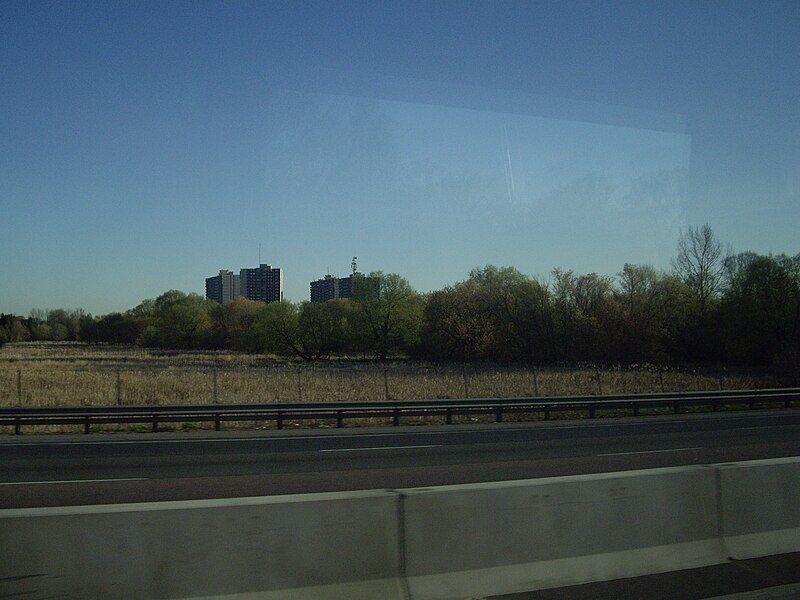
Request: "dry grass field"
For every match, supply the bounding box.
[0,342,779,433]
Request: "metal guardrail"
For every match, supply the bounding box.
[1,388,798,434]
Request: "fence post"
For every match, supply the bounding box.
[595,368,603,395]
[659,370,665,393]
[383,365,390,401]
[462,363,469,398]
[17,369,22,405]
[116,369,121,405]
[532,367,539,397]
[212,369,218,403]
[296,369,302,402]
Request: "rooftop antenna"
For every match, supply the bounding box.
[351,256,358,275]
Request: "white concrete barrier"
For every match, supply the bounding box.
[402,466,727,600]
[3,458,800,600]
[718,456,800,560]
[0,490,405,600]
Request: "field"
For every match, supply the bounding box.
[0,342,780,433]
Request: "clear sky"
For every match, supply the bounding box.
[2,1,798,314]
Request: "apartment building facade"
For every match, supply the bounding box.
[240,263,283,303]
[310,272,380,302]
[205,270,240,303]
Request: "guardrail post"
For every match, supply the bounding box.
[277,411,284,430]
[713,398,719,411]
[152,415,158,432]
[633,404,640,417]
[595,369,603,395]
[659,371,665,393]
[116,369,122,405]
[495,406,503,422]
[336,410,343,428]
[84,416,90,434]
[14,418,21,435]
[589,404,596,418]
[532,368,539,397]
[393,409,400,426]
[214,413,221,431]
[718,374,725,390]
[296,369,302,402]
[543,407,550,420]
[462,364,469,398]
[213,369,218,403]
[673,400,680,414]
[16,369,22,405]
[446,408,452,424]
[383,367,390,401]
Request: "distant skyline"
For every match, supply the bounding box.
[2,2,799,315]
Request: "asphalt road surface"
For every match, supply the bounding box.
[3,408,800,508]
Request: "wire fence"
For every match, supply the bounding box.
[0,361,780,408]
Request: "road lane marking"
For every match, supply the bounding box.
[1,414,795,447]
[597,447,704,457]
[0,477,147,486]
[319,444,440,453]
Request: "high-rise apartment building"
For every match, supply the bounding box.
[310,274,339,303]
[310,272,380,302]
[240,263,283,303]
[205,270,240,303]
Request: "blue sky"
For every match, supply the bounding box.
[1,1,798,314]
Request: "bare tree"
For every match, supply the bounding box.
[672,224,723,310]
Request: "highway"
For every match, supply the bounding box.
[3,408,800,509]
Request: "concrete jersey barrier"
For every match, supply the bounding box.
[0,490,405,600]
[717,456,800,560]
[2,458,800,599]
[402,466,727,599]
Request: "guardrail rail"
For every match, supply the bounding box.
[1,387,799,434]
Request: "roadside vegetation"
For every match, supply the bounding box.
[1,343,774,408]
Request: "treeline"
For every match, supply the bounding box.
[3,226,799,369]
[1,309,87,346]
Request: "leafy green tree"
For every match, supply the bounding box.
[249,301,307,358]
[248,299,363,360]
[128,298,155,318]
[50,322,69,341]
[141,291,214,349]
[614,264,692,362]
[297,299,355,358]
[420,281,496,360]
[31,322,53,341]
[210,297,262,350]
[78,314,98,342]
[469,266,555,362]
[722,254,800,364]
[45,309,84,340]
[354,272,422,360]
[93,313,146,344]
[5,318,30,342]
[552,269,616,362]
